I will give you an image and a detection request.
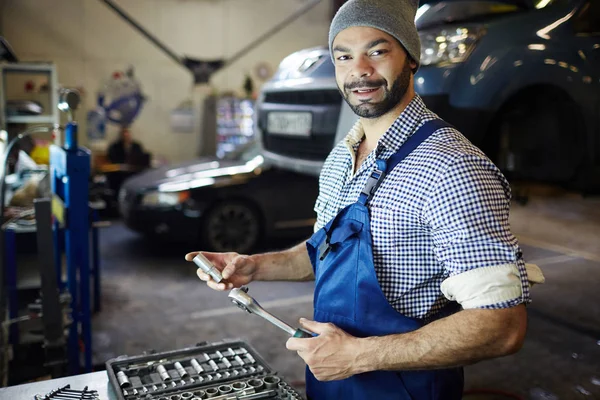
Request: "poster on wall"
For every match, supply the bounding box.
[87,108,106,141]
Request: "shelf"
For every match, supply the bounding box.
[6,115,57,124]
[0,62,59,132]
[0,63,55,73]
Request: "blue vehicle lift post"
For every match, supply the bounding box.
[50,112,93,374]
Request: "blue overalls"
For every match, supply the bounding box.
[306,119,464,399]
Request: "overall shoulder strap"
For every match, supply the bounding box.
[385,119,453,172]
[359,119,453,205]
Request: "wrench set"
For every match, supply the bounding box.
[106,339,304,400]
[34,384,99,400]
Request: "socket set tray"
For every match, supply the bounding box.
[106,339,304,400]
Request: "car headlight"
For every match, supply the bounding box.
[419,26,484,67]
[141,190,190,207]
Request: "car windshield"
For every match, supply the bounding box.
[416,0,567,29]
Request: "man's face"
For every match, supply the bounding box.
[122,129,132,142]
[332,27,416,119]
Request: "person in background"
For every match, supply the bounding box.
[107,126,147,167]
[104,126,149,207]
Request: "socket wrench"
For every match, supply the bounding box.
[228,287,314,338]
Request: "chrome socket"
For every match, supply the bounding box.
[232,381,247,391]
[218,385,233,394]
[246,378,264,392]
[190,358,204,374]
[234,355,245,366]
[193,254,223,283]
[175,361,190,379]
[157,364,171,382]
[116,370,132,388]
[263,376,281,390]
[208,359,219,371]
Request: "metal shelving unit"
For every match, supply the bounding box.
[0,62,59,133]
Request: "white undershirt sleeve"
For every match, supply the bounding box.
[441,263,544,309]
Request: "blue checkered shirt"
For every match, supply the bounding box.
[315,95,530,320]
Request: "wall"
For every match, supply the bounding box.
[1,0,331,162]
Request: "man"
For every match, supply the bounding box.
[105,126,149,206]
[186,0,543,398]
[107,127,146,166]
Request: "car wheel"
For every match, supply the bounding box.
[201,200,262,254]
[489,89,585,184]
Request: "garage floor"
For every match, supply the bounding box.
[92,188,600,400]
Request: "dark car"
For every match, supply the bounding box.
[118,143,319,253]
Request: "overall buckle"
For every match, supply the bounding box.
[318,238,331,261]
[361,168,383,198]
[360,159,387,201]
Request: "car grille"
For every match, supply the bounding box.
[263,90,342,105]
[260,89,342,161]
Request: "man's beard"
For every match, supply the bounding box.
[340,59,412,119]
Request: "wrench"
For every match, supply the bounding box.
[228,287,314,338]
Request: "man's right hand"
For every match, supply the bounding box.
[184,251,257,291]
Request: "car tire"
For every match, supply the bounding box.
[200,200,263,254]
[489,89,585,185]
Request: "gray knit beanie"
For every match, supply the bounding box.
[329,0,421,67]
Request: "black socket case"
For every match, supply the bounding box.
[105,339,304,400]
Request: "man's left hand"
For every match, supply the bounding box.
[285,318,362,381]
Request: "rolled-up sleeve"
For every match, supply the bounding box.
[424,154,530,309]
